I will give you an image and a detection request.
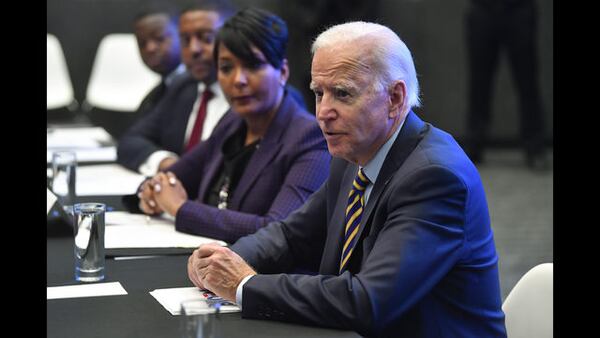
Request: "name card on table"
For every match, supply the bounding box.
[47,282,128,300]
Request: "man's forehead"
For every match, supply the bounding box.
[311,47,372,86]
[137,13,169,26]
[180,10,220,27]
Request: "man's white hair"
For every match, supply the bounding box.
[311,21,421,109]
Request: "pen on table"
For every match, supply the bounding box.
[212,302,222,316]
[114,255,161,261]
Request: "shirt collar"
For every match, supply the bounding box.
[361,118,405,185]
[196,81,223,98]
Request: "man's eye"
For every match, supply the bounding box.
[312,90,323,100]
[335,88,350,98]
[201,33,215,44]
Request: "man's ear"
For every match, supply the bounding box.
[388,80,407,118]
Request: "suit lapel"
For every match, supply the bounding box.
[321,162,358,274]
[362,112,426,223]
[229,95,295,208]
[347,112,427,268]
[174,78,201,153]
[231,141,282,208]
[196,116,242,202]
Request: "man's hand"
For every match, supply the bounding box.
[152,171,188,216]
[187,243,257,302]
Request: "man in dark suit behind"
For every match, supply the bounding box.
[187,21,507,337]
[118,1,306,177]
[131,3,185,121]
[117,0,235,176]
[90,3,185,139]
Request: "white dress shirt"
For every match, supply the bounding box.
[138,81,229,176]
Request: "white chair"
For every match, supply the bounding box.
[47,34,77,110]
[502,263,553,338]
[84,33,161,112]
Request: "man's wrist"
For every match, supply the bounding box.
[235,274,255,309]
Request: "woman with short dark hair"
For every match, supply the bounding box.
[138,8,330,244]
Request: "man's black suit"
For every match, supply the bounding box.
[117,72,202,171]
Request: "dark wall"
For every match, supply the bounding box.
[48,0,553,144]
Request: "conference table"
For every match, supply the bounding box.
[47,194,361,338]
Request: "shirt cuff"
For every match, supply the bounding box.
[138,150,179,176]
[235,275,254,309]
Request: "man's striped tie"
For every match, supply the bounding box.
[340,168,370,273]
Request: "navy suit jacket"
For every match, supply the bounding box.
[169,93,330,243]
[116,72,201,171]
[231,112,507,337]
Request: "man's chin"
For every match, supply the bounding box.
[190,65,214,82]
[326,145,345,159]
[191,70,209,81]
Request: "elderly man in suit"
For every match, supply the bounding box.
[187,21,507,337]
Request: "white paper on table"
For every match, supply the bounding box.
[47,147,117,164]
[105,211,226,249]
[106,211,174,227]
[47,126,113,148]
[47,188,57,214]
[75,164,146,196]
[47,282,128,300]
[149,287,240,315]
[47,137,100,149]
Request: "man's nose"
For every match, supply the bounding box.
[144,40,159,53]
[316,94,336,121]
[189,37,203,54]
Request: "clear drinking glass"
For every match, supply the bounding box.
[50,151,77,210]
[179,299,221,338]
[73,203,106,282]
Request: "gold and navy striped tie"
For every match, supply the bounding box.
[340,168,370,273]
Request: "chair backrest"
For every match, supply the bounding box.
[502,263,553,338]
[85,33,161,112]
[47,34,75,110]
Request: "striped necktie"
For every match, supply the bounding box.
[340,168,370,273]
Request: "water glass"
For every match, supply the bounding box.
[73,203,106,282]
[51,151,77,208]
[180,299,221,338]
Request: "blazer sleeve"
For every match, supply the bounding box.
[234,165,471,337]
[116,75,195,171]
[174,124,331,244]
[230,178,329,273]
[116,101,171,171]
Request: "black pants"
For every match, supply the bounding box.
[465,0,545,158]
